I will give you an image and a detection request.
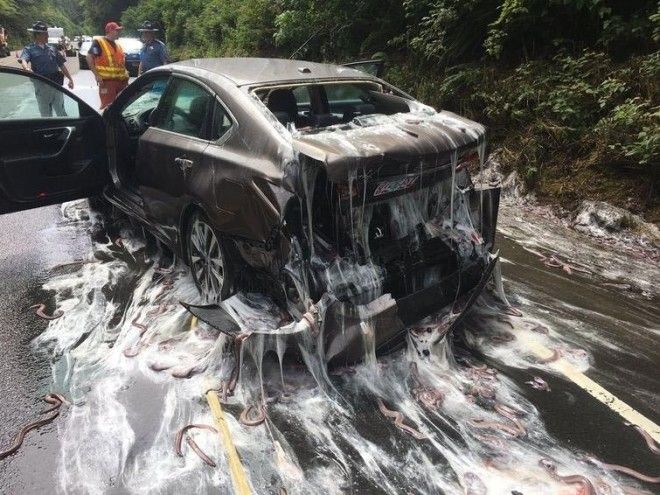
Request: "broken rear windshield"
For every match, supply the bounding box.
[254,81,413,132]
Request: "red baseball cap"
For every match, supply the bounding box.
[104,21,123,33]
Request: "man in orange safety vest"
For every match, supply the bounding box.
[86,21,129,109]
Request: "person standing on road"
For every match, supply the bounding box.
[19,21,75,117]
[86,21,129,110]
[137,21,169,76]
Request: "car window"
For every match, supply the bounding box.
[0,71,80,120]
[153,78,213,139]
[121,76,168,120]
[324,84,372,107]
[211,100,233,141]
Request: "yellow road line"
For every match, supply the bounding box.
[517,331,660,444]
[206,390,252,495]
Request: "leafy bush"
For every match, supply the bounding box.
[0,0,82,47]
[392,49,658,191]
[595,98,659,165]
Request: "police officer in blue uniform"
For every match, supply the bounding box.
[19,21,75,117]
[137,21,169,76]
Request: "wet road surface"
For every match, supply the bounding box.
[0,205,95,493]
[0,198,657,494]
[0,64,658,494]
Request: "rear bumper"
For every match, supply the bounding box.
[323,255,497,366]
[181,255,496,368]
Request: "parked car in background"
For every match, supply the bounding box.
[0,58,500,364]
[118,37,143,77]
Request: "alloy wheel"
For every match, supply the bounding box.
[188,215,226,302]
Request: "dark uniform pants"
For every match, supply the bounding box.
[32,77,66,117]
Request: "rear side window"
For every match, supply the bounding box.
[211,100,233,141]
[153,78,213,139]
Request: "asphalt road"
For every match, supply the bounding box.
[0,58,658,494]
[0,200,658,494]
[0,205,95,493]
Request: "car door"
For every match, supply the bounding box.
[0,67,108,214]
[134,75,214,243]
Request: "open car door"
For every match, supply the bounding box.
[0,67,109,214]
[342,60,385,78]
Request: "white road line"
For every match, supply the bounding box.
[517,330,660,444]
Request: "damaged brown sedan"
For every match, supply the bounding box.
[0,59,501,365]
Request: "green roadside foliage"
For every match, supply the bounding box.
[0,0,83,47]
[119,0,656,217]
[2,0,657,218]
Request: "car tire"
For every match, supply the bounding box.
[79,56,87,70]
[186,211,233,302]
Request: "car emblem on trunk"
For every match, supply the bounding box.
[373,175,419,197]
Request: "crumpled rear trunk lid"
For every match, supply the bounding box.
[292,110,485,183]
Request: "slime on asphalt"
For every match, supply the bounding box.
[0,58,658,494]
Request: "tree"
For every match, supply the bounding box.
[79,0,138,33]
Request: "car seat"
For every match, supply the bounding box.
[267,89,297,124]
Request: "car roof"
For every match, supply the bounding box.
[172,57,375,87]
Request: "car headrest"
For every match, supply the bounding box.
[267,89,298,121]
